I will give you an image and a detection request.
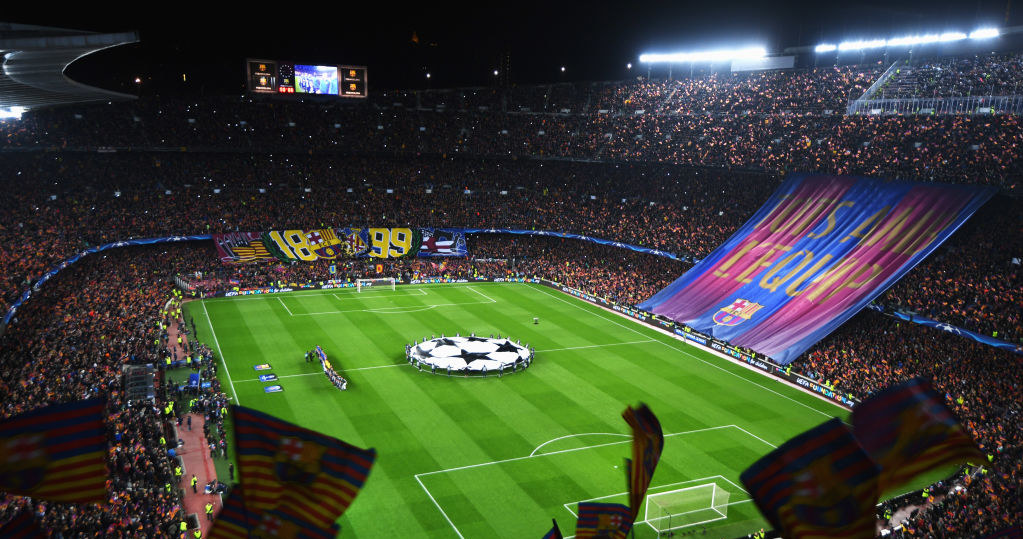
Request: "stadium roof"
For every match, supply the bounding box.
[0,22,138,115]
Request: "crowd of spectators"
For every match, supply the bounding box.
[800,310,1021,536]
[878,54,1023,99]
[1,55,1021,537]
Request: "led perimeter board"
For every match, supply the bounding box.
[246,59,367,98]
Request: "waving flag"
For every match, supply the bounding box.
[741,418,880,539]
[623,404,664,518]
[851,378,984,492]
[0,398,108,503]
[541,518,564,539]
[232,406,376,530]
[575,502,633,539]
[0,512,46,539]
[209,486,341,539]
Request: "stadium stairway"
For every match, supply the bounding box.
[177,412,223,537]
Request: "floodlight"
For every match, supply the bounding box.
[838,39,886,51]
[639,46,766,64]
[815,44,837,53]
[970,28,999,39]
[0,106,27,120]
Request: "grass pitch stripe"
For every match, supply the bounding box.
[201,299,239,404]
[526,284,839,420]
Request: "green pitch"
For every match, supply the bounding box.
[182,282,927,538]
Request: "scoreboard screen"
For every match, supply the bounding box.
[246,59,366,98]
[247,60,276,93]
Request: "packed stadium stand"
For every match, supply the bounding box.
[0,49,1020,537]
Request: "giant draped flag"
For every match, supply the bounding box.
[214,228,467,263]
[851,378,983,492]
[0,398,108,503]
[740,418,880,539]
[639,174,995,364]
[232,406,376,531]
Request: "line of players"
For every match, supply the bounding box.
[305,345,347,390]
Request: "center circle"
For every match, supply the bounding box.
[406,335,534,375]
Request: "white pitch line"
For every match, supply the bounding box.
[416,425,735,478]
[415,475,466,539]
[528,285,836,419]
[332,288,427,302]
[235,364,409,382]
[536,339,655,353]
[466,286,497,302]
[530,433,630,457]
[294,300,493,316]
[277,297,294,316]
[201,301,239,405]
[730,424,779,449]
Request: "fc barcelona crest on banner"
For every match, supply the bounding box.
[712,298,764,326]
[274,437,326,485]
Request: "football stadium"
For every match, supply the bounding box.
[0,9,1020,539]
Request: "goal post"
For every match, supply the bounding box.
[356,277,396,292]
[644,483,730,536]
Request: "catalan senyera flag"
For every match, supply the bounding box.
[232,405,376,529]
[851,377,984,492]
[0,511,47,539]
[575,502,633,539]
[541,518,564,539]
[740,418,880,539]
[622,403,664,519]
[0,398,108,503]
[209,486,342,539]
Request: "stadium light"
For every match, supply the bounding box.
[825,27,1001,52]
[970,27,999,39]
[638,46,767,64]
[626,62,632,69]
[0,106,27,120]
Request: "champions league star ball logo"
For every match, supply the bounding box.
[712,298,765,326]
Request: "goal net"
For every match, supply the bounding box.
[644,483,730,536]
[356,278,396,292]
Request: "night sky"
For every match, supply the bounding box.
[5,0,1016,95]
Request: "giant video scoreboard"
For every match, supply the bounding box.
[247,59,367,98]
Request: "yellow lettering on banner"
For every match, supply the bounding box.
[807,201,855,239]
[805,257,861,303]
[896,211,956,256]
[840,206,890,243]
[266,231,293,258]
[712,240,760,278]
[389,228,413,257]
[760,250,815,293]
[817,263,884,303]
[368,228,390,258]
[785,254,834,297]
[765,197,804,233]
[783,198,834,238]
[282,230,317,261]
[861,207,914,249]
[735,244,792,284]
[753,195,794,230]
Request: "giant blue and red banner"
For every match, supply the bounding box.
[638,174,995,365]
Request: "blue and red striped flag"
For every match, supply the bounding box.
[209,486,342,539]
[740,418,880,539]
[0,398,108,503]
[575,502,633,539]
[623,403,663,518]
[232,405,376,530]
[851,377,984,492]
[0,511,47,539]
[541,518,563,539]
